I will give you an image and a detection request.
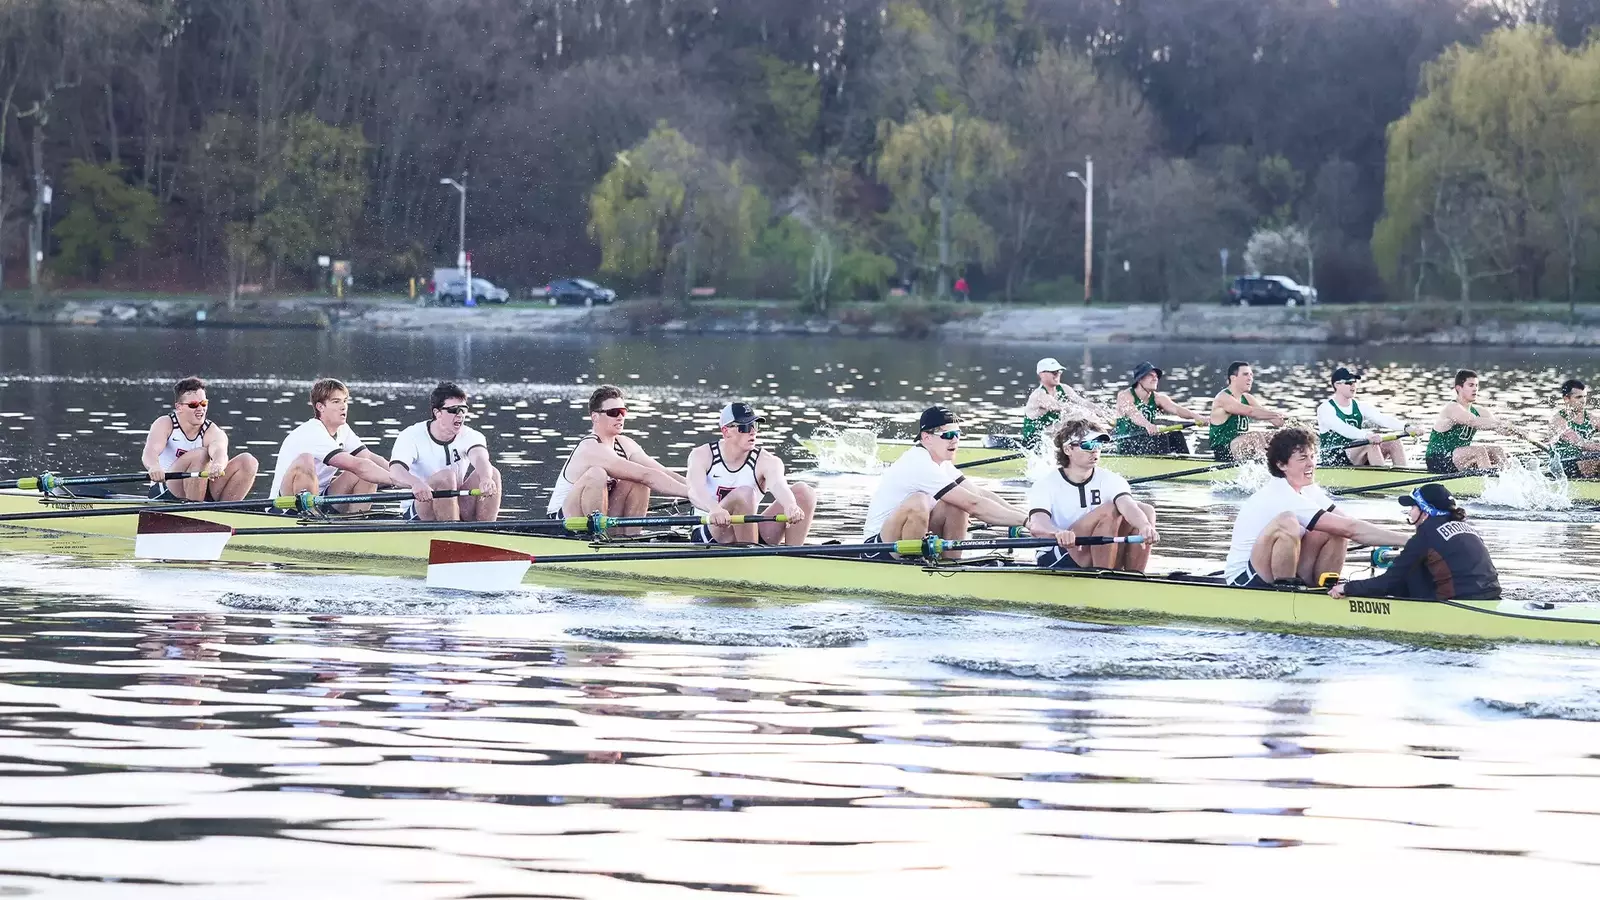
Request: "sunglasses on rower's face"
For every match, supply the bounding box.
[726,421,759,433]
[927,429,961,441]
[180,400,208,409]
[1336,380,1358,386]
[1074,436,1111,451]
[441,404,469,416]
[598,406,627,418]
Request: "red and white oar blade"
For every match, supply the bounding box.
[135,511,234,561]
[426,539,531,592]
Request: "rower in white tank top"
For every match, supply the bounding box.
[546,433,629,516]
[157,412,211,470]
[692,440,765,515]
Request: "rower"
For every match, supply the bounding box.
[1316,366,1418,467]
[270,377,429,514]
[685,402,815,546]
[1112,361,1207,455]
[140,376,259,502]
[387,382,502,522]
[1021,356,1110,446]
[1425,369,1516,473]
[1026,418,1159,572]
[1549,378,1600,478]
[545,385,689,533]
[1223,428,1411,588]
[861,405,1029,559]
[1208,361,1287,463]
[1329,483,1500,602]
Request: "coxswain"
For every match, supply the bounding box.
[685,401,815,546]
[140,376,259,501]
[1223,428,1411,588]
[1315,366,1419,467]
[546,385,689,533]
[1208,361,1287,462]
[1025,418,1158,572]
[1548,378,1600,478]
[1425,369,1517,473]
[387,381,502,521]
[1021,356,1110,446]
[1112,361,1207,455]
[861,406,1029,559]
[1329,483,1500,601]
[270,377,429,514]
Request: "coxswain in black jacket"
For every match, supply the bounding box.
[1336,483,1500,601]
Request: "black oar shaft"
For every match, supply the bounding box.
[233,513,786,537]
[0,488,479,523]
[523,534,1137,566]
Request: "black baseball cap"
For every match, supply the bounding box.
[1130,361,1164,386]
[918,406,958,433]
[719,402,763,427]
[1398,483,1459,515]
[1330,366,1360,385]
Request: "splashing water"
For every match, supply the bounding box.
[1212,459,1273,497]
[806,426,885,474]
[1478,455,1575,510]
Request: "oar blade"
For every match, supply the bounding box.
[134,511,234,561]
[426,539,531,592]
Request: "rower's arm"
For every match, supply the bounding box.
[589,447,690,497]
[139,417,174,470]
[940,482,1027,527]
[758,453,801,512]
[326,449,399,489]
[684,447,720,512]
[1239,394,1286,422]
[1311,510,1412,547]
[1362,403,1406,434]
[1341,536,1423,598]
[1155,393,1205,423]
[202,424,231,461]
[1117,390,1155,429]
[1063,384,1115,422]
[1023,387,1057,417]
[1316,402,1367,441]
[1549,413,1600,451]
[1443,403,1508,431]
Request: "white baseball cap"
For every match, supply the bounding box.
[1036,357,1064,374]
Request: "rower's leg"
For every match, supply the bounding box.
[1067,504,1119,568]
[928,497,970,559]
[165,449,210,501]
[325,468,376,514]
[1486,445,1509,467]
[563,467,611,518]
[882,492,933,541]
[609,478,651,535]
[417,469,460,522]
[1380,439,1408,468]
[209,452,259,501]
[759,482,816,546]
[1581,458,1600,478]
[1116,502,1156,573]
[458,463,502,522]
[1230,432,1270,462]
[1249,512,1303,582]
[1299,528,1348,586]
[279,453,321,498]
[711,486,760,544]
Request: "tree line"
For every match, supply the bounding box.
[2,0,1597,309]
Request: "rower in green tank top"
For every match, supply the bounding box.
[1316,366,1418,467]
[1021,356,1111,446]
[1113,362,1207,455]
[1424,369,1516,474]
[1550,378,1600,478]
[1207,361,1286,463]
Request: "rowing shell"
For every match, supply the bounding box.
[0,489,1596,645]
[798,438,1600,499]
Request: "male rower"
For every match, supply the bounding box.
[1026,418,1158,572]
[1021,356,1111,446]
[140,376,259,501]
[1329,483,1500,602]
[1549,378,1600,478]
[1208,360,1287,462]
[685,401,815,546]
[1425,369,1518,473]
[271,377,430,514]
[1112,361,1207,455]
[387,381,502,522]
[1223,428,1412,588]
[861,406,1029,559]
[546,385,689,531]
[1315,366,1419,468]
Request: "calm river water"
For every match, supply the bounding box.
[2,326,1600,895]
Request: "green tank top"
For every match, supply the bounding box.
[1318,399,1364,450]
[1021,384,1067,444]
[1555,408,1598,457]
[1114,390,1160,437]
[1208,389,1250,450]
[1426,405,1479,457]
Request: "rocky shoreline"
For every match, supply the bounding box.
[5,294,1600,347]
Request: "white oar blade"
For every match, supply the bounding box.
[134,511,233,561]
[426,539,531,592]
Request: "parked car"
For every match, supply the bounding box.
[432,269,510,305]
[1226,275,1316,307]
[545,278,618,307]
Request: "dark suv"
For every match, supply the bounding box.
[544,278,618,307]
[1226,276,1311,306]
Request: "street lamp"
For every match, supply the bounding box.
[1067,157,1093,304]
[440,173,469,304]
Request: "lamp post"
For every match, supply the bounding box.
[440,173,469,303]
[1067,157,1093,304]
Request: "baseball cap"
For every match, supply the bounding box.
[1398,483,1458,515]
[1330,366,1360,385]
[719,402,764,427]
[1130,361,1164,386]
[1036,357,1064,374]
[918,406,958,433]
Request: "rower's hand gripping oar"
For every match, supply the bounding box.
[424,533,1146,593]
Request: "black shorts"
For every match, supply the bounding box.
[1226,563,1273,589]
[1035,546,1084,570]
[861,532,894,561]
[1425,454,1458,474]
[690,524,770,546]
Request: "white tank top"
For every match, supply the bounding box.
[546,434,628,514]
[695,441,763,514]
[158,413,211,470]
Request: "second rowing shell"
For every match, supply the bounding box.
[798,437,1600,500]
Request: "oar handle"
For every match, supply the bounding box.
[1124,461,1239,486]
[267,488,482,510]
[560,513,789,532]
[1370,546,1401,567]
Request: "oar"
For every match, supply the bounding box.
[4,470,234,491]
[228,513,788,537]
[425,534,1146,592]
[0,488,483,523]
[1126,461,1238,486]
[1329,468,1494,497]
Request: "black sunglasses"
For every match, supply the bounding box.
[726,421,759,433]
[440,404,469,415]
[597,407,627,418]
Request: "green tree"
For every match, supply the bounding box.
[52,160,159,280]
